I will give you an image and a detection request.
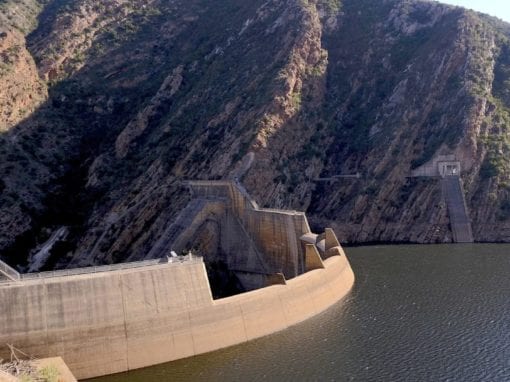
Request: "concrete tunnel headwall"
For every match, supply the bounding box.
[0,181,355,380]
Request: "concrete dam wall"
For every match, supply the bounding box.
[0,181,355,380]
[185,181,311,279]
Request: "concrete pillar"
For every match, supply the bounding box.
[305,244,325,271]
[325,228,341,251]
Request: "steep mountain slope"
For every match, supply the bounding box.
[0,0,47,131]
[2,0,510,270]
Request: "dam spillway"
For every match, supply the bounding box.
[0,181,355,380]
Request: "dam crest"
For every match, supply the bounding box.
[0,181,355,380]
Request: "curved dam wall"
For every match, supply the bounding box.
[0,252,354,380]
[0,181,355,380]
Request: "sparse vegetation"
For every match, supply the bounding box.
[0,360,61,382]
[6,0,510,260]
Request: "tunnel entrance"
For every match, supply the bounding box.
[204,259,245,299]
[187,219,246,299]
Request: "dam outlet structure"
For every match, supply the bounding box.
[0,181,355,380]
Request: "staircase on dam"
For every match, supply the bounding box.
[442,176,474,243]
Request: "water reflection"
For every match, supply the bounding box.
[89,244,510,382]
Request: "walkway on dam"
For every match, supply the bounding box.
[0,256,199,285]
[442,176,474,243]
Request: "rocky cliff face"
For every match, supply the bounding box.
[2,0,510,269]
[0,0,47,131]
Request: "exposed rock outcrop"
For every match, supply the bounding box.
[3,0,510,268]
[0,4,47,132]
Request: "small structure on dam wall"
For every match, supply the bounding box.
[0,181,355,380]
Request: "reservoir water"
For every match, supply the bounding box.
[89,244,510,381]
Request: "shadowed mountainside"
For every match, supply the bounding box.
[3,0,510,269]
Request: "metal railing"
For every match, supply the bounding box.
[0,256,202,284]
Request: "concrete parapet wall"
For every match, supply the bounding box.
[0,260,211,379]
[0,253,353,380]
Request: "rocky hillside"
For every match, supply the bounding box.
[0,0,47,131]
[2,0,510,269]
